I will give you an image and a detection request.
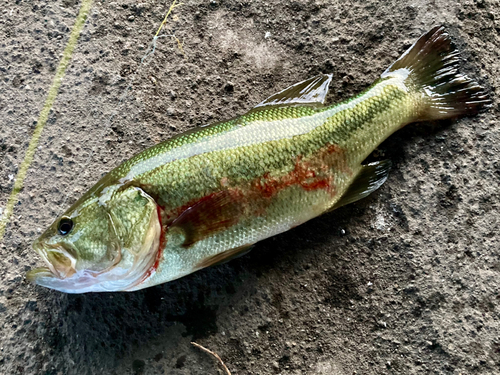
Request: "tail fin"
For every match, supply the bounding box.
[382,26,491,120]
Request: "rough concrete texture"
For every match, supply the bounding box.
[1,0,499,374]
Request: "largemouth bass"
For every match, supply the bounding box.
[28,26,489,293]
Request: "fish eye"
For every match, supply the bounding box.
[57,217,74,236]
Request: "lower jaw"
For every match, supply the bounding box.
[26,267,54,281]
[29,271,148,293]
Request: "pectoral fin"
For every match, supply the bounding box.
[331,160,392,211]
[170,190,243,248]
[196,244,254,269]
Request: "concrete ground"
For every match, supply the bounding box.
[0,0,499,374]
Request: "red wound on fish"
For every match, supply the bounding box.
[170,190,243,248]
[320,143,352,176]
[325,143,342,155]
[166,156,336,248]
[154,205,166,269]
[254,157,332,198]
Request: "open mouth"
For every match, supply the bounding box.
[27,241,77,281]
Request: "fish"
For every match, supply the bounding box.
[27,26,490,293]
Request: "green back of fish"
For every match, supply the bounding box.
[112,78,411,211]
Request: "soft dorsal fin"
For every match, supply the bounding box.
[253,74,333,110]
[330,160,392,211]
[195,244,254,270]
[170,190,243,248]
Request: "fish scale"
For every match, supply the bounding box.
[134,82,413,288]
[28,26,490,293]
[134,83,405,211]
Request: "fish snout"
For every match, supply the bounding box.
[32,241,77,279]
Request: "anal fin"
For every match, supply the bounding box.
[330,160,392,211]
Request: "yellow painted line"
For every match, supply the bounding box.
[0,0,93,242]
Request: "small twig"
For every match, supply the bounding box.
[141,0,186,62]
[172,34,186,57]
[155,0,183,37]
[191,342,232,375]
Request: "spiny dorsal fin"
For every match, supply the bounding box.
[331,160,392,211]
[253,74,333,110]
[195,244,254,270]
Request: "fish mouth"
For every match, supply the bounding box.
[25,267,55,281]
[27,241,77,282]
